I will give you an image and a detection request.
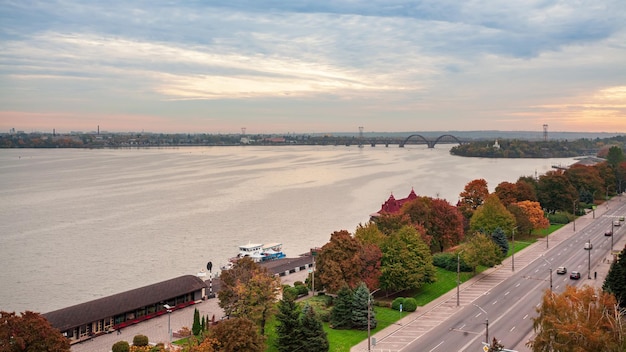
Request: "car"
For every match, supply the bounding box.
[570,271,581,280]
[584,242,593,250]
[556,266,567,274]
[605,230,613,236]
[620,216,625,221]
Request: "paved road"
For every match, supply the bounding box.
[352,195,626,352]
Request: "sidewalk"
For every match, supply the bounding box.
[351,196,626,352]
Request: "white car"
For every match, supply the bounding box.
[584,242,593,250]
[556,266,567,274]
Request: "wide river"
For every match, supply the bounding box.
[0,146,576,313]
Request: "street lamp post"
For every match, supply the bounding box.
[367,288,381,352]
[587,236,588,279]
[542,256,552,292]
[163,304,172,343]
[573,200,577,232]
[611,222,614,251]
[512,227,516,272]
[457,252,460,307]
[473,304,489,344]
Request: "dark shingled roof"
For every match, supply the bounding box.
[43,275,206,331]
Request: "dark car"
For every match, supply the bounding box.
[605,230,613,236]
[570,271,581,280]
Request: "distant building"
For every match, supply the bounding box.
[493,139,500,149]
[369,188,418,221]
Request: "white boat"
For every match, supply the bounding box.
[220,242,286,270]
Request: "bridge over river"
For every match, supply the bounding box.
[361,134,468,148]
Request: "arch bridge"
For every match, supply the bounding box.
[397,134,466,148]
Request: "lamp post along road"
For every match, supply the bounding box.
[587,235,588,279]
[457,252,460,307]
[163,304,172,343]
[367,288,381,352]
[473,304,489,344]
[542,256,553,292]
[511,227,516,272]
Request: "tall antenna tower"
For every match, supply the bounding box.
[543,124,548,141]
[241,127,246,136]
[358,126,364,148]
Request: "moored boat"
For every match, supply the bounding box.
[220,242,286,270]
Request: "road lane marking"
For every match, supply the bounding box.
[510,326,516,332]
[429,341,444,351]
[523,314,528,320]
[505,291,510,296]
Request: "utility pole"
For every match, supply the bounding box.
[588,238,592,279]
[542,256,552,292]
[473,304,489,344]
[511,227,516,272]
[457,250,464,307]
[573,200,577,232]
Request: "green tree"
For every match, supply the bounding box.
[132,334,149,346]
[528,286,626,352]
[0,311,71,352]
[330,286,353,329]
[299,303,329,352]
[460,233,503,274]
[469,194,516,235]
[351,283,376,330]
[354,222,386,248]
[607,145,625,169]
[192,308,201,336]
[218,257,280,335]
[210,317,265,352]
[112,340,130,352]
[275,293,302,352]
[603,246,626,308]
[380,225,436,292]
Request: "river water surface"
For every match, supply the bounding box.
[0,146,576,313]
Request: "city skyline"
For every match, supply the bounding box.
[1,1,625,134]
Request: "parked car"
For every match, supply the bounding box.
[584,242,593,250]
[605,230,613,236]
[570,271,581,280]
[556,266,567,274]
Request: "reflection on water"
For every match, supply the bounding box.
[0,146,575,313]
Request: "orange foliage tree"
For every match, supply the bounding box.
[514,200,549,234]
[528,285,626,352]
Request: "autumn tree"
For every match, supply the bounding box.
[469,194,516,236]
[506,203,533,237]
[379,225,436,292]
[402,196,465,253]
[514,200,549,234]
[210,317,265,352]
[316,230,381,293]
[564,164,604,201]
[494,181,518,207]
[537,170,578,213]
[458,179,489,218]
[217,257,280,335]
[603,246,626,308]
[0,311,70,352]
[528,285,626,352]
[516,176,538,202]
[460,233,503,274]
[354,222,386,248]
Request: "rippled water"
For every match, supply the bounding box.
[0,146,575,313]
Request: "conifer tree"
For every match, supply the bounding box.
[603,246,626,308]
[275,293,302,352]
[490,227,509,257]
[192,307,201,336]
[351,282,376,330]
[330,286,353,329]
[300,303,329,352]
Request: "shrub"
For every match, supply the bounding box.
[547,212,571,224]
[133,334,149,346]
[391,297,405,311]
[283,286,298,300]
[295,284,309,296]
[317,309,331,322]
[294,281,305,287]
[402,298,418,312]
[433,252,472,272]
[112,340,130,352]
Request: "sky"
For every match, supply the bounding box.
[1,1,625,134]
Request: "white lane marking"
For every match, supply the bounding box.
[505,291,510,296]
[492,300,498,305]
[429,341,444,352]
[523,314,528,320]
[510,326,516,332]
